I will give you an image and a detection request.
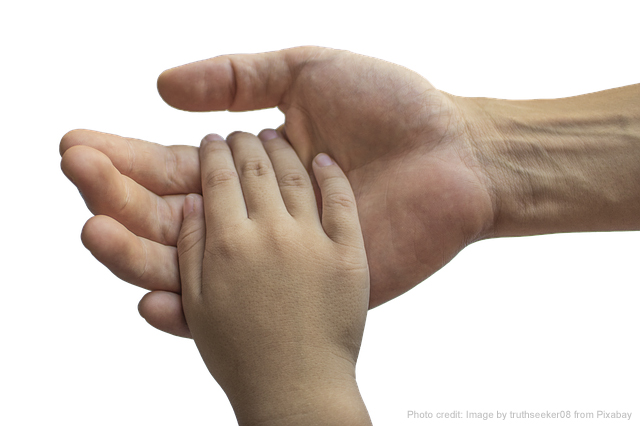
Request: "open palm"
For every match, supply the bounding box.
[61,46,494,337]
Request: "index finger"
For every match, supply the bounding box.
[60,129,201,196]
[199,134,248,230]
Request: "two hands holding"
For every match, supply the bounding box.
[60,46,640,425]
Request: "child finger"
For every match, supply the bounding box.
[226,131,286,218]
[259,129,318,221]
[177,194,206,298]
[199,134,247,230]
[311,153,364,247]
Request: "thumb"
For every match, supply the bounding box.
[312,153,363,247]
[157,46,328,113]
[177,194,206,297]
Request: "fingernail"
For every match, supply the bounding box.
[259,129,278,142]
[315,153,334,167]
[202,133,224,144]
[184,194,195,217]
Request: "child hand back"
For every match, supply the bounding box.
[177,130,372,426]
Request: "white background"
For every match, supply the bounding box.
[2,1,638,424]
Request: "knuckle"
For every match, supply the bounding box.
[207,221,248,255]
[278,171,309,188]
[117,181,132,214]
[177,226,205,256]
[241,159,272,177]
[203,168,238,189]
[206,236,240,261]
[163,146,179,192]
[325,191,356,210]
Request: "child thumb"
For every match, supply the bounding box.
[177,194,206,297]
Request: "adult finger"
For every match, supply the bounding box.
[61,145,185,246]
[60,129,201,196]
[138,291,192,339]
[81,215,180,292]
[227,131,285,218]
[157,46,331,112]
[311,153,363,247]
[258,129,318,221]
[177,194,206,298]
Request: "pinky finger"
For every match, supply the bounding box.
[312,153,363,247]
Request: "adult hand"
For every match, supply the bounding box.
[60,46,495,337]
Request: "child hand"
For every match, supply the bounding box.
[177,130,371,426]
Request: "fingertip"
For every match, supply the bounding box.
[311,154,362,245]
[275,124,287,140]
[156,57,236,112]
[137,291,152,318]
[313,153,335,167]
[199,134,225,166]
[258,128,279,142]
[61,145,120,214]
[60,129,77,156]
[156,67,175,104]
[80,214,117,250]
[201,133,224,145]
[138,291,192,339]
[156,66,172,84]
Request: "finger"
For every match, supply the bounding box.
[138,291,192,339]
[227,131,285,218]
[177,194,206,298]
[81,215,180,292]
[61,145,184,246]
[273,125,323,217]
[157,46,330,112]
[199,134,247,230]
[60,129,201,196]
[312,153,363,246]
[258,129,318,221]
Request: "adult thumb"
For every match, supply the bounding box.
[157,46,328,113]
[177,194,206,297]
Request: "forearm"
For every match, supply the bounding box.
[461,83,640,237]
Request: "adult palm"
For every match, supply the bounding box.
[61,46,495,337]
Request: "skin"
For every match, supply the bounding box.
[178,131,371,425]
[60,46,640,338]
[59,46,495,337]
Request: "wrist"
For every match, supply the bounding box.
[211,345,371,426]
[229,370,371,426]
[457,85,640,237]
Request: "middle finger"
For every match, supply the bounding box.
[226,131,286,219]
[61,145,184,246]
